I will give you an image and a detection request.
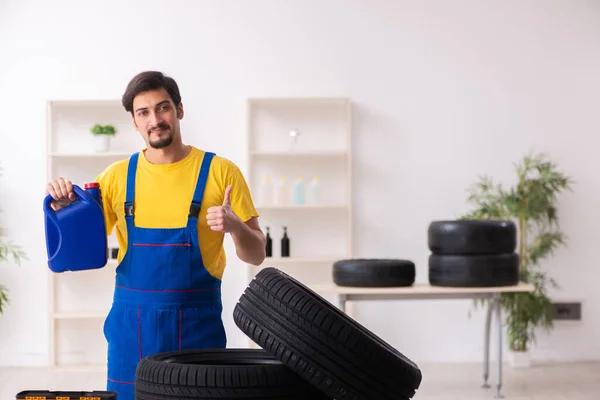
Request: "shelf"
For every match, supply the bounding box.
[48,98,121,106]
[53,312,107,320]
[51,364,106,372]
[248,97,350,105]
[48,152,132,158]
[106,259,119,267]
[257,205,348,211]
[250,150,347,158]
[255,257,342,266]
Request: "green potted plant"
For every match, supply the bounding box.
[90,123,117,152]
[0,165,26,315]
[461,152,573,367]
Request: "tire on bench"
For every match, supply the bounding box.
[429,253,520,287]
[134,348,330,399]
[333,259,415,287]
[428,220,517,255]
[233,267,423,400]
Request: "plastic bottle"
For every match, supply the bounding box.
[275,176,290,206]
[306,176,320,205]
[292,176,305,205]
[281,226,290,257]
[43,183,108,273]
[259,176,273,206]
[265,226,272,257]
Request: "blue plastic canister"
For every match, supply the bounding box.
[43,182,108,273]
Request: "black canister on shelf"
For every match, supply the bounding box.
[265,226,272,257]
[281,226,290,257]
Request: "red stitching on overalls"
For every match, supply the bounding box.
[179,308,182,350]
[132,243,191,247]
[138,307,142,360]
[116,285,219,293]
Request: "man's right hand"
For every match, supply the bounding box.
[46,177,77,211]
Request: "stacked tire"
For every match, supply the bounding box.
[135,267,423,399]
[332,258,416,287]
[427,220,520,287]
[134,348,330,399]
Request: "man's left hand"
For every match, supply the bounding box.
[206,185,242,233]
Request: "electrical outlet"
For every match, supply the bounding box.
[552,302,581,321]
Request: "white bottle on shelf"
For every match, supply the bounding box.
[259,176,273,206]
[274,176,290,206]
[292,176,305,205]
[306,175,320,205]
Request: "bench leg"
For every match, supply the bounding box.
[338,294,347,313]
[482,300,493,388]
[494,293,504,399]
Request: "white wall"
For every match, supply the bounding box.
[1,0,599,366]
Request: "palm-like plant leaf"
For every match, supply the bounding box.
[462,151,573,351]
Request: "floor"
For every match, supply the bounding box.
[2,361,599,399]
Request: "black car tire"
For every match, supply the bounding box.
[233,267,422,400]
[429,253,520,287]
[428,220,517,255]
[333,259,415,287]
[134,348,330,399]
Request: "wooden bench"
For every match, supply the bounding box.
[311,282,535,398]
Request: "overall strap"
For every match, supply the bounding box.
[124,152,140,227]
[188,152,215,225]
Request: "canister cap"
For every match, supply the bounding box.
[84,182,100,189]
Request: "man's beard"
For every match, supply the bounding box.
[148,123,173,149]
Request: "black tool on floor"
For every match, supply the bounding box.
[16,391,117,399]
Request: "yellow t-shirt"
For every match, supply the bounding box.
[94,145,259,280]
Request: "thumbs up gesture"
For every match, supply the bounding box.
[207,185,241,233]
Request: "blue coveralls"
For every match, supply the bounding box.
[103,151,226,400]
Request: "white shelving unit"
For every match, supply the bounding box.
[45,99,140,370]
[245,97,353,289]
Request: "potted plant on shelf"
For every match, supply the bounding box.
[0,164,26,316]
[460,152,573,368]
[90,123,117,152]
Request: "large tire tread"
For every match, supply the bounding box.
[134,348,328,399]
[234,268,422,400]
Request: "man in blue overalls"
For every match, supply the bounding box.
[46,71,267,400]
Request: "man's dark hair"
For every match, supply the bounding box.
[122,71,182,115]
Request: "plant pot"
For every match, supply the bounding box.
[508,349,531,368]
[94,134,111,152]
